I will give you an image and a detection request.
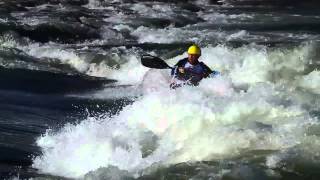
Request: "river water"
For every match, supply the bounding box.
[0,0,319,179]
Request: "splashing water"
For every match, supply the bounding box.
[33,43,320,178]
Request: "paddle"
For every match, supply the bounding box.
[141,54,173,69]
[141,54,207,76]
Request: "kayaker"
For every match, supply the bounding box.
[170,44,218,89]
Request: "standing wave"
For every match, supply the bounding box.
[32,43,320,178]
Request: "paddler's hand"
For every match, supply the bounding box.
[178,67,185,74]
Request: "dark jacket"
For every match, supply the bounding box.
[171,58,213,86]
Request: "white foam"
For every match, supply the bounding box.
[195,44,314,86]
[86,54,148,85]
[33,79,315,178]
[142,43,316,89]
[32,43,320,178]
[296,70,320,94]
[141,69,172,94]
[129,3,174,18]
[84,0,119,9]
[198,12,253,23]
[103,16,125,24]
[112,24,133,32]
[194,0,212,6]
[69,85,141,100]
[266,154,283,168]
[0,18,9,23]
[0,34,18,48]
[131,26,227,43]
[18,16,49,26]
[86,0,101,9]
[0,36,147,85]
[131,25,262,44]
[227,30,248,41]
[152,4,173,13]
[130,4,149,13]
[1,34,317,89]
[0,35,90,72]
[21,43,90,72]
[33,118,144,178]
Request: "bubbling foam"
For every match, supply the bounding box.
[33,79,316,178]
[33,43,319,178]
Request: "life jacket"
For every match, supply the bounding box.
[171,58,213,86]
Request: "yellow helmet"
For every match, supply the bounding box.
[187,44,201,55]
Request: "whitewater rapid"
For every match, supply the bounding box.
[32,43,320,178]
[1,0,320,179]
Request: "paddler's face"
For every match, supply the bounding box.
[188,54,200,65]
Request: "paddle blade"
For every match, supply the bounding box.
[141,55,172,69]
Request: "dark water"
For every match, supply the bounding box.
[0,69,132,179]
[0,0,320,179]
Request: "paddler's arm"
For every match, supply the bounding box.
[171,58,188,76]
[201,63,221,78]
[200,62,213,78]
